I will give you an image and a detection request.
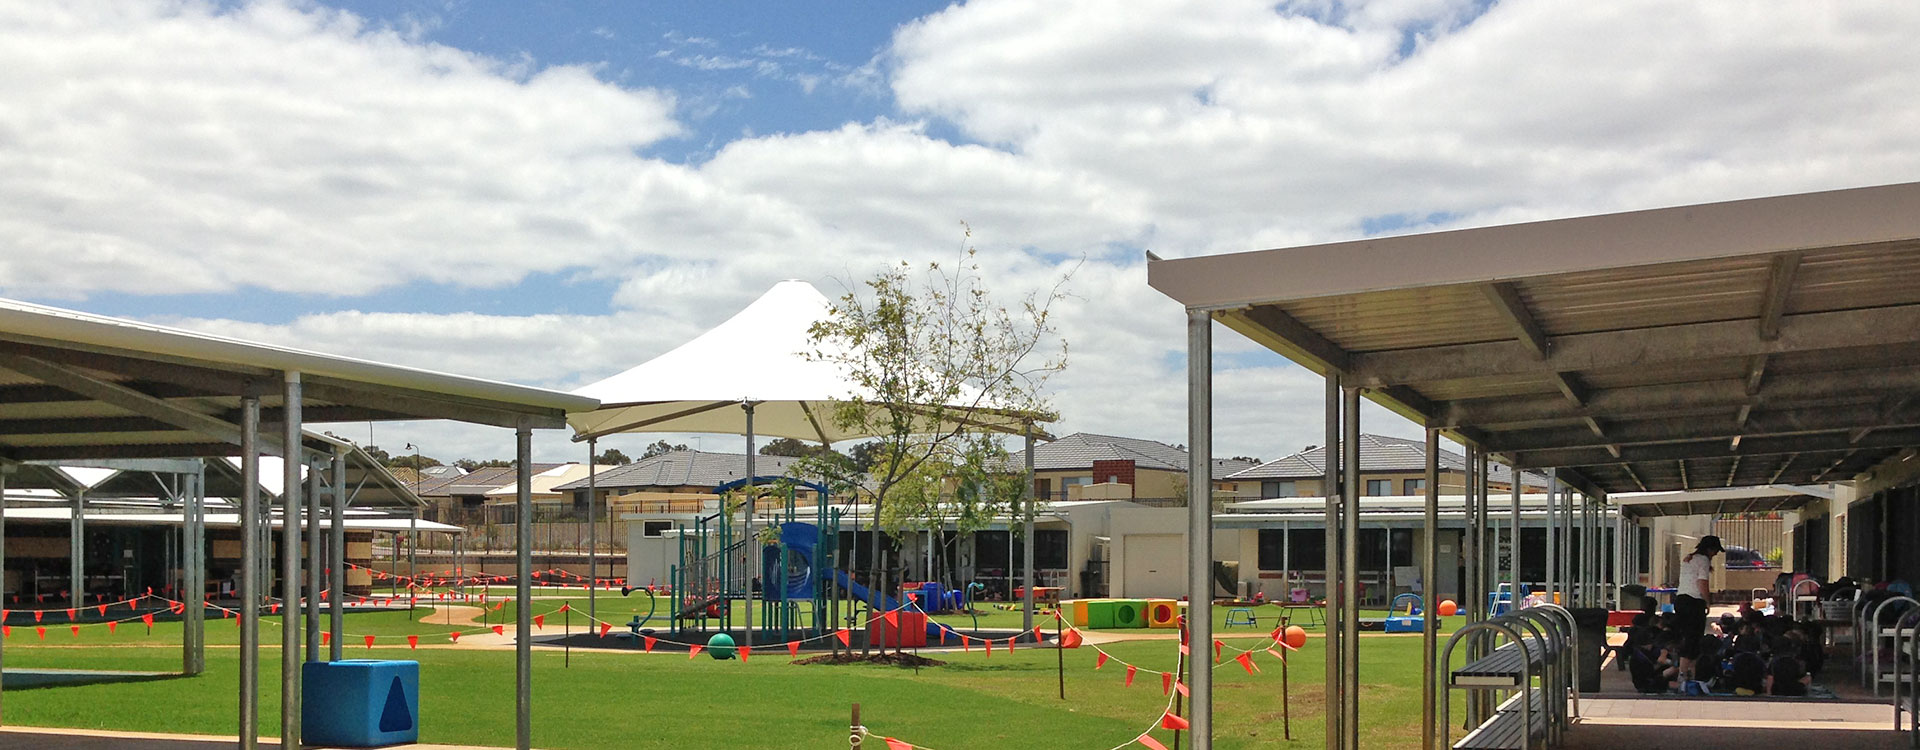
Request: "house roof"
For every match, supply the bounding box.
[551,450,804,492]
[1227,433,1550,487]
[1015,433,1253,480]
[414,464,563,498]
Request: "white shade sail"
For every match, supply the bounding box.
[566,280,1042,443]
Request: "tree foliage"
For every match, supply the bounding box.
[594,448,633,465]
[641,440,688,459]
[453,458,512,471]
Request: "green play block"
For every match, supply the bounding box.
[1109,599,1147,629]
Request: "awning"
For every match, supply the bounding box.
[1612,485,1829,519]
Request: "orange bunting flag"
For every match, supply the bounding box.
[1161,672,1172,694]
[66,608,76,621]
[171,602,184,615]
[533,615,545,630]
[1214,640,1224,662]
[1176,681,1190,698]
[108,621,118,634]
[739,645,751,662]
[32,611,42,623]
[1235,652,1259,675]
[882,610,897,628]
[2,625,9,638]
[407,635,419,650]
[142,613,155,629]
[449,632,461,643]
[322,631,331,646]
[1096,652,1109,669]
[1161,712,1190,731]
[984,639,992,658]
[1137,734,1169,750]
[357,597,367,606]
[36,626,46,640]
[599,623,612,638]
[70,625,80,637]
[492,625,506,636]
[269,603,279,615]
[364,635,376,649]
[1006,637,1016,653]
[787,641,800,657]
[688,644,703,660]
[835,629,850,647]
[961,635,971,651]
[883,738,912,750]
[1061,629,1082,649]
[492,602,505,611]
[1125,664,1137,687]
[1267,648,1286,662]
[97,604,107,616]
[644,636,657,653]
[559,603,570,613]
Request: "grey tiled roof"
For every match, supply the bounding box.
[551,450,802,491]
[414,464,563,497]
[1014,433,1254,480]
[1226,434,1549,487]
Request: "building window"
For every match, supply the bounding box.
[1286,528,1325,570]
[1258,529,1285,570]
[1034,530,1069,569]
[1261,481,1296,498]
[642,521,672,538]
[1365,479,1390,496]
[1403,478,1425,495]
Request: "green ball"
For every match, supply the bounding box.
[706,632,737,659]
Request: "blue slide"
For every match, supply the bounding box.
[829,569,956,640]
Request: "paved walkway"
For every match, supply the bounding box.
[0,726,520,749]
[1567,698,1903,749]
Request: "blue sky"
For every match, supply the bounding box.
[3,0,1918,462]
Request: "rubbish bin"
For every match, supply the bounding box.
[1619,584,1651,613]
[1569,607,1609,693]
[303,659,419,747]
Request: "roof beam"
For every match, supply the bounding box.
[303,377,568,430]
[6,442,240,462]
[1227,305,1351,374]
[1621,463,1649,492]
[1769,453,1799,484]
[1443,364,1920,427]
[0,355,267,450]
[1351,304,1920,387]
[1744,354,1769,396]
[1480,282,1551,359]
[1679,460,1690,490]
[1479,401,1920,453]
[1509,428,1920,469]
[0,416,181,435]
[1758,252,1803,342]
[1727,455,1740,487]
[1813,450,1858,482]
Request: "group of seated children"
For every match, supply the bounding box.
[1624,606,1822,696]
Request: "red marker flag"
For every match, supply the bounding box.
[599,623,612,638]
[270,603,279,615]
[1138,734,1169,750]
[97,604,107,616]
[36,626,46,640]
[323,631,332,646]
[961,635,971,652]
[883,738,912,750]
[1161,712,1191,731]
[533,615,545,630]
[142,613,155,629]
[688,644,704,660]
[1176,681,1190,698]
[559,603,570,613]
[449,632,461,643]
[33,611,42,623]
[1,625,8,638]
[1161,672,1172,694]
[644,636,657,653]
[1267,648,1287,662]
[108,621,118,634]
[364,635,376,649]
[1061,629,1082,649]
[739,645,751,662]
[985,639,992,658]
[66,608,76,621]
[1007,637,1016,653]
[835,629,851,647]
[1214,640,1224,662]
[492,625,505,636]
[787,641,800,657]
[882,610,898,628]
[1126,664,1137,686]
[70,625,80,637]
[1235,652,1259,674]
[171,602,184,615]
[407,635,419,650]
[1096,652,1109,669]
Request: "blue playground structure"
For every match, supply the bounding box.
[1385,593,1424,633]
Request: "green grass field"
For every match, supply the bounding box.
[0,599,1469,749]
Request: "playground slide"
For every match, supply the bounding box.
[830,569,955,640]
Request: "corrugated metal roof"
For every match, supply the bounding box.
[1226,434,1549,487]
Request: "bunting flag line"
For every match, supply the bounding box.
[492,625,506,636]
[1096,652,1109,669]
[1126,664,1137,687]
[788,641,800,657]
[1161,672,1171,695]
[599,623,612,638]
[364,634,376,649]
[1137,734,1170,750]
[1160,712,1190,731]
[1235,652,1259,675]
[688,644,704,660]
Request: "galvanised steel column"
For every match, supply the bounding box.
[186,465,206,675]
[587,437,597,622]
[70,488,85,611]
[1421,429,1439,750]
[515,419,534,750]
[408,510,417,610]
[1,463,10,723]
[1322,375,1342,750]
[1185,308,1215,748]
[1546,472,1558,603]
[1340,386,1362,750]
[1462,446,1478,630]
[281,371,302,744]
[307,458,322,662]
[1022,423,1037,637]
[1509,462,1522,605]
[743,402,756,651]
[1614,507,1625,608]
[1560,480,1572,606]
[330,452,346,662]
[239,396,261,750]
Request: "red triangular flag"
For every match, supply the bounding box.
[1176,681,1190,697]
[97,604,107,616]
[1096,652,1109,669]
[1214,639,1224,662]
[142,613,155,629]
[1061,629,1082,649]
[559,603,570,613]
[407,635,419,650]
[599,623,612,638]
[1236,652,1260,674]
[1179,643,1188,656]
[788,641,800,657]
[36,626,46,640]
[322,631,332,646]
[65,608,75,621]
[1161,671,1172,694]
[492,625,506,636]
[985,639,992,658]
[2,625,9,638]
[108,621,118,633]
[688,644,704,659]
[1161,712,1190,731]
[882,610,898,627]
[269,603,279,615]
[645,636,657,652]
[835,629,850,647]
[1126,665,1137,686]
[961,635,971,651]
[70,624,80,637]
[1138,733,1170,750]
[1007,637,1016,653]
[739,645,751,662]
[33,611,42,623]
[450,631,461,643]
[364,634,376,649]
[1267,647,1287,662]
[534,615,545,629]
[883,738,911,750]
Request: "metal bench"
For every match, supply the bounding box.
[1440,604,1578,750]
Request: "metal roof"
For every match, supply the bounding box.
[1148,181,1920,496]
[551,450,804,492]
[0,296,597,462]
[1227,433,1549,487]
[1013,432,1254,479]
[1611,485,1830,519]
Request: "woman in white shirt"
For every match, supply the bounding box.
[1674,535,1722,683]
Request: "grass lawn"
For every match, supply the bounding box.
[0,604,1472,749]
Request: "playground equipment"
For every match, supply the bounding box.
[1384,593,1423,633]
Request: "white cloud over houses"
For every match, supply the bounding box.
[3,0,1920,462]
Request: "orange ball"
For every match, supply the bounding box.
[1283,625,1308,649]
[1436,599,1459,617]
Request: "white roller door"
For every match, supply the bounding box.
[1123,534,1185,599]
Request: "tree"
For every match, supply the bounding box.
[594,448,633,465]
[364,445,393,465]
[760,437,825,458]
[797,234,1070,654]
[846,441,883,473]
[1230,455,1261,464]
[388,453,443,470]
[454,458,512,472]
[641,440,688,459]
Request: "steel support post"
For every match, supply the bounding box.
[587,437,597,622]
[515,420,533,750]
[407,510,417,610]
[1614,509,1625,607]
[186,465,206,674]
[281,372,302,744]
[70,489,85,611]
[329,452,346,662]
[1422,429,1439,750]
[1185,309,1214,749]
[306,458,322,662]
[1340,386,1361,750]
[743,403,755,650]
[1022,423,1037,636]
[238,397,261,750]
[1546,472,1558,603]
[1322,375,1343,750]
[1510,463,1522,603]
[1,464,9,723]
